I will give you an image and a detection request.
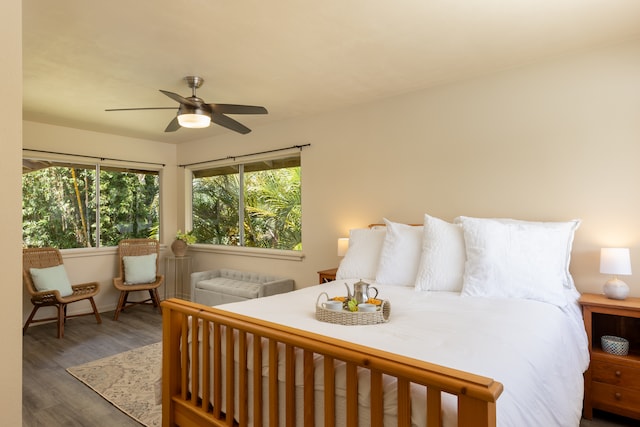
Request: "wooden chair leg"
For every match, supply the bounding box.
[23,305,41,336]
[89,297,102,324]
[149,289,161,307]
[113,291,127,321]
[57,304,65,339]
[152,289,162,312]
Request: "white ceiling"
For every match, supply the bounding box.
[23,0,640,144]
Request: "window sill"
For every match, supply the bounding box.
[59,246,118,258]
[188,244,305,261]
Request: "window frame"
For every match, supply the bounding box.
[187,152,304,260]
[22,155,162,249]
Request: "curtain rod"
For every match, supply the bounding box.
[178,144,311,168]
[22,148,166,167]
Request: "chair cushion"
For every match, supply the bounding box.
[196,277,263,299]
[123,253,157,284]
[30,264,74,297]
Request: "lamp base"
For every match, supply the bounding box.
[603,278,629,300]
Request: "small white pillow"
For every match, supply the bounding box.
[336,228,386,280]
[123,253,157,284]
[375,219,424,287]
[457,216,580,307]
[30,264,74,297]
[415,214,466,292]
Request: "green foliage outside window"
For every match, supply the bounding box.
[22,162,159,249]
[192,157,301,251]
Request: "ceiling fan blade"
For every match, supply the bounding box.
[159,90,199,108]
[212,113,251,134]
[105,107,177,111]
[209,104,268,115]
[164,117,181,132]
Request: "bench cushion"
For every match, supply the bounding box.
[196,277,263,299]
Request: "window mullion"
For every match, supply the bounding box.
[238,164,245,246]
[95,164,101,247]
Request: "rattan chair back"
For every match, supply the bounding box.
[22,247,64,296]
[117,238,160,283]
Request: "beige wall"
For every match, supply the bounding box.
[179,38,640,297]
[22,121,179,320]
[2,0,22,423]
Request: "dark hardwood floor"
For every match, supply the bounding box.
[23,305,162,427]
[23,304,637,427]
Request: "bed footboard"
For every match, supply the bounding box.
[161,298,503,427]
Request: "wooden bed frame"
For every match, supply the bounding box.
[161,298,503,427]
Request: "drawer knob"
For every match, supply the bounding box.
[615,392,622,400]
[615,370,622,377]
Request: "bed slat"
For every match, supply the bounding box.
[427,387,442,427]
[346,362,358,425]
[190,320,199,406]
[238,331,248,426]
[303,350,315,426]
[201,320,211,413]
[398,377,411,426]
[323,356,336,427]
[213,323,222,418]
[225,326,235,425]
[180,317,189,402]
[285,344,295,426]
[370,370,383,427]
[269,339,279,426]
[253,333,263,427]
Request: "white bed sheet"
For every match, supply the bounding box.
[211,279,589,427]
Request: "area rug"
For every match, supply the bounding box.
[67,342,162,427]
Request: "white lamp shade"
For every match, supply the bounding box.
[337,237,349,257]
[178,113,211,128]
[600,248,632,275]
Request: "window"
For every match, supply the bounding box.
[22,158,160,249]
[192,155,301,250]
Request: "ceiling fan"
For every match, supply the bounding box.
[106,76,268,134]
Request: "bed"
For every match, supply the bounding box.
[161,215,590,426]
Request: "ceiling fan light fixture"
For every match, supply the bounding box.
[177,113,211,128]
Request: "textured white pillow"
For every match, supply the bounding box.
[415,214,466,292]
[336,228,386,280]
[375,219,424,287]
[123,253,157,284]
[457,216,580,307]
[30,264,74,297]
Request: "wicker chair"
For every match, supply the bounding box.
[22,247,102,338]
[113,238,164,320]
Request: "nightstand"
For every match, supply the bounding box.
[317,267,338,284]
[579,293,640,420]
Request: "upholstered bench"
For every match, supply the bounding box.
[191,268,294,306]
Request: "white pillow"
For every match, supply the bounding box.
[123,253,157,284]
[336,228,386,280]
[30,264,74,297]
[456,216,580,307]
[415,214,466,292]
[375,219,424,287]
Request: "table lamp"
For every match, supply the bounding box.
[600,247,632,300]
[337,238,349,257]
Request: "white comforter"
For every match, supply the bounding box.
[213,279,589,427]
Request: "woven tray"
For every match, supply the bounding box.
[315,292,391,325]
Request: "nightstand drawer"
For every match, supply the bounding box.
[592,382,640,417]
[592,360,640,391]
